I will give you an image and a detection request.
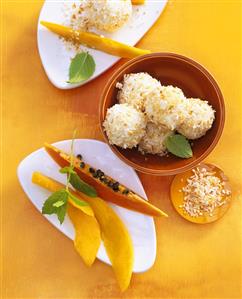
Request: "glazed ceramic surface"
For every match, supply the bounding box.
[100,53,225,175]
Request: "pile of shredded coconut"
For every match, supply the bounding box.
[180,167,231,217]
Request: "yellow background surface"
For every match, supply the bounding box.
[1,1,242,298]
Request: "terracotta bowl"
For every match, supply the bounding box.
[99,53,225,176]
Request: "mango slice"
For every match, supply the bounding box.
[40,21,151,59]
[44,143,168,218]
[83,196,134,292]
[132,0,145,4]
[32,172,134,291]
[68,204,101,266]
[32,171,94,216]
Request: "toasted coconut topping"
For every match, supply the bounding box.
[180,167,231,217]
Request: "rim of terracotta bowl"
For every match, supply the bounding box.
[99,52,225,176]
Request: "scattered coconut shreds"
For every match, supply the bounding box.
[180,168,231,217]
[62,1,90,31]
[59,1,87,53]
[59,36,82,53]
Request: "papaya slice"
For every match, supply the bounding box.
[68,204,101,266]
[32,171,94,217]
[32,172,134,291]
[44,143,168,218]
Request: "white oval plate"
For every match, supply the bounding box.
[37,0,167,89]
[17,139,156,273]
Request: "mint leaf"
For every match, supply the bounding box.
[68,52,95,84]
[42,189,68,224]
[57,203,68,224]
[69,173,97,197]
[53,200,65,208]
[68,192,89,206]
[165,134,193,158]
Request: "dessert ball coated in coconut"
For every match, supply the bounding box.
[138,122,174,156]
[103,103,147,149]
[145,85,187,130]
[177,98,215,139]
[117,72,162,111]
[87,0,132,32]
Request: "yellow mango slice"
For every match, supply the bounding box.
[132,0,145,4]
[83,196,134,292]
[32,172,134,291]
[40,21,151,59]
[68,204,101,266]
[32,172,94,216]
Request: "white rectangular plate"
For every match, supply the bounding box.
[37,0,167,89]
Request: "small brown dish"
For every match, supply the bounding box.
[99,53,225,176]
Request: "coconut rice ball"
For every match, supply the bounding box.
[145,85,186,130]
[117,72,162,111]
[103,103,147,149]
[86,0,132,32]
[177,98,215,140]
[138,122,174,156]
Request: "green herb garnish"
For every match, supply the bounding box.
[42,189,69,224]
[68,52,95,84]
[42,130,96,224]
[69,173,97,197]
[165,134,193,158]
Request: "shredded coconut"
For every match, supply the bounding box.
[117,72,162,111]
[177,98,215,140]
[105,72,217,155]
[103,103,147,149]
[145,85,187,130]
[62,1,90,31]
[180,167,231,217]
[138,122,173,156]
[83,0,132,32]
[62,0,132,32]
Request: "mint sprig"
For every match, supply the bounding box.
[42,130,96,224]
[165,134,193,158]
[68,52,95,84]
[69,172,97,197]
[59,166,76,175]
